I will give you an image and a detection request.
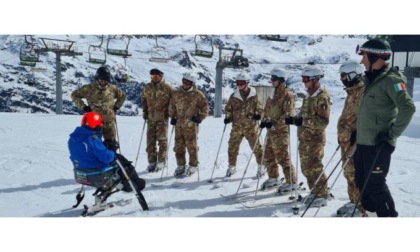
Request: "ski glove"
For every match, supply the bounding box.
[142,113,148,120]
[350,130,357,146]
[191,115,202,124]
[113,105,119,112]
[170,117,177,125]
[259,121,266,128]
[375,131,391,147]
[83,106,92,112]
[294,117,303,126]
[103,140,120,152]
[224,118,231,124]
[253,113,261,121]
[265,121,273,129]
[285,116,294,125]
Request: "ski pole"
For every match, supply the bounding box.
[115,117,121,154]
[253,130,269,199]
[313,145,356,217]
[235,127,264,196]
[195,123,200,182]
[350,144,384,217]
[134,119,147,169]
[161,124,175,180]
[208,124,227,183]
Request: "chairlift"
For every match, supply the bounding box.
[193,35,214,58]
[258,35,287,42]
[19,38,39,63]
[88,35,106,64]
[19,60,37,67]
[114,58,131,84]
[106,35,132,57]
[149,36,170,63]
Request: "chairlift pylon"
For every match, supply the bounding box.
[193,35,214,58]
[88,35,107,64]
[149,36,170,63]
[106,35,132,57]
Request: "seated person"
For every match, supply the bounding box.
[68,112,145,193]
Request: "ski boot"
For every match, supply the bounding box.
[185,166,198,176]
[305,197,327,208]
[146,162,157,173]
[174,166,186,177]
[226,165,237,177]
[277,182,298,194]
[256,164,266,178]
[261,178,280,190]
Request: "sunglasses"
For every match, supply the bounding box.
[236,80,247,86]
[302,76,310,82]
[182,78,193,85]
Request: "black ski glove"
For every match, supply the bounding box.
[103,140,120,152]
[191,115,202,124]
[113,105,119,112]
[350,130,357,146]
[224,118,231,124]
[83,106,92,113]
[375,131,391,147]
[294,117,303,126]
[259,121,266,128]
[253,113,261,121]
[143,113,148,120]
[265,121,273,129]
[285,116,294,125]
[170,117,177,125]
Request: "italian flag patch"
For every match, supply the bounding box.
[394,83,407,92]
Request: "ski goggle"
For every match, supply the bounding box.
[236,80,247,86]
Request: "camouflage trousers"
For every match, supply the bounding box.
[299,140,328,198]
[146,120,168,164]
[103,118,117,141]
[264,129,296,184]
[341,141,365,212]
[174,124,199,167]
[228,127,263,166]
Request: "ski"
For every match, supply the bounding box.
[81,198,133,217]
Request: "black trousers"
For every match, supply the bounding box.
[354,143,397,217]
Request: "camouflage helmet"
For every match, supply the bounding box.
[81,112,103,130]
[96,66,111,82]
[182,72,197,83]
[302,65,324,79]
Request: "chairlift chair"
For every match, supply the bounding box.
[106,35,132,57]
[258,35,287,42]
[19,43,39,63]
[194,35,214,58]
[149,36,170,63]
[88,35,107,64]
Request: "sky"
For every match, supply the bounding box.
[2,1,420,251]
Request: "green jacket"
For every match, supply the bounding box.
[357,64,416,147]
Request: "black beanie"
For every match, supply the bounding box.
[150,68,163,76]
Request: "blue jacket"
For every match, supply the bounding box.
[68,126,115,169]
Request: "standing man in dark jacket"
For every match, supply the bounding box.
[141,68,174,173]
[355,38,416,217]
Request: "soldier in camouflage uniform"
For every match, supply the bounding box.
[169,72,209,177]
[260,68,297,191]
[71,66,126,144]
[336,61,366,217]
[224,72,264,177]
[286,65,331,208]
[141,68,174,173]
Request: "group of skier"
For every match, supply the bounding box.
[67,37,415,217]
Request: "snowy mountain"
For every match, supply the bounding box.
[1,35,368,115]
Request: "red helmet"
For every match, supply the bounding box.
[81,112,103,129]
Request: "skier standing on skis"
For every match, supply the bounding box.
[224,71,264,177]
[71,66,126,145]
[286,65,331,208]
[260,68,297,191]
[355,38,415,217]
[336,60,366,217]
[68,112,146,199]
[169,72,209,177]
[141,68,174,173]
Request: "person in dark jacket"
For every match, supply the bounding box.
[355,38,416,217]
[68,112,145,193]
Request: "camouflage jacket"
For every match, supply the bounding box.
[225,86,263,129]
[71,81,126,120]
[263,84,295,131]
[169,84,209,127]
[337,81,364,144]
[298,86,331,142]
[357,64,416,147]
[141,79,174,122]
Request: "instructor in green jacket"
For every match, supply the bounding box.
[355,38,416,217]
